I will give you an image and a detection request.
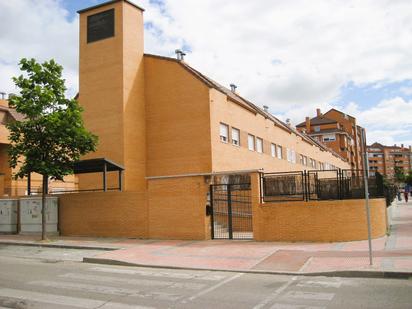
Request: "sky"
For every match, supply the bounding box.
[1,0,412,147]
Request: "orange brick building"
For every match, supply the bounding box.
[367,142,412,178]
[2,0,388,243]
[296,108,367,172]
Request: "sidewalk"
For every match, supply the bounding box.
[1,199,412,278]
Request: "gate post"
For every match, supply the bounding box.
[227,184,233,239]
[250,172,261,241]
[210,185,215,240]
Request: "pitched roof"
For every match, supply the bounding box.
[0,105,24,121]
[144,54,347,162]
[325,108,355,120]
[296,115,337,127]
[144,53,292,132]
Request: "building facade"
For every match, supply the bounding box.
[296,108,367,172]
[76,0,349,194]
[367,142,412,178]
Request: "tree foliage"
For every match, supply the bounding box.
[6,58,98,181]
[405,170,412,186]
[394,166,405,183]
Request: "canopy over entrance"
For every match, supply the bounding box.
[27,158,124,195]
[73,158,124,192]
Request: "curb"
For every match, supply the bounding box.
[82,257,412,280]
[0,241,117,251]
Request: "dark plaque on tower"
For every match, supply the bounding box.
[87,9,115,43]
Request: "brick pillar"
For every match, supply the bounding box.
[250,172,262,241]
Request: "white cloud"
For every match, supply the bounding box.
[1,0,412,146]
[340,97,412,146]
[0,0,78,96]
[400,86,412,96]
[138,0,412,109]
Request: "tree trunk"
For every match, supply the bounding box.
[41,174,47,241]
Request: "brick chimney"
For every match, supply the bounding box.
[305,117,311,133]
[316,108,322,117]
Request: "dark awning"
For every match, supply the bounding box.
[73,158,124,174]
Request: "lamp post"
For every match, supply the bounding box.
[361,128,373,265]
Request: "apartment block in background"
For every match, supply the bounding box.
[367,142,412,178]
[296,108,367,171]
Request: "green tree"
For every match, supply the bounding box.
[7,58,98,240]
[394,166,405,182]
[405,170,412,186]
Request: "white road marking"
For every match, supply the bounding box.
[270,304,325,309]
[282,291,335,301]
[61,272,205,290]
[253,276,298,309]
[90,266,225,281]
[181,273,243,303]
[0,288,104,308]
[28,280,181,301]
[296,280,341,289]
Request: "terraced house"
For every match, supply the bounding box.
[1,0,388,243]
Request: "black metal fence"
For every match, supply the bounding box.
[261,170,384,202]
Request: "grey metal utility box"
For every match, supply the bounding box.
[0,199,18,233]
[19,197,59,234]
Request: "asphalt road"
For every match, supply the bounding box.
[0,245,411,308]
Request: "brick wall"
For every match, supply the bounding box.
[59,191,148,238]
[147,176,210,240]
[251,173,387,242]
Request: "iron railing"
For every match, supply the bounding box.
[261,170,384,202]
[210,183,252,240]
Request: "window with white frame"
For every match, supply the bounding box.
[231,127,240,146]
[314,126,320,132]
[256,137,263,153]
[300,154,304,165]
[219,123,229,143]
[309,158,313,167]
[303,156,307,166]
[287,148,293,162]
[277,145,283,159]
[248,134,255,151]
[323,134,336,142]
[271,143,276,157]
[291,150,296,163]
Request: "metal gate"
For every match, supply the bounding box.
[210,183,252,240]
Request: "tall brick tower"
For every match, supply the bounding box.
[78,0,146,191]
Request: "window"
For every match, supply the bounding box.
[323,134,336,142]
[231,128,240,146]
[220,123,229,143]
[287,148,295,162]
[248,134,255,151]
[309,158,313,168]
[300,155,304,165]
[277,145,283,159]
[303,156,307,166]
[314,126,320,132]
[256,137,263,153]
[271,143,276,157]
